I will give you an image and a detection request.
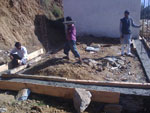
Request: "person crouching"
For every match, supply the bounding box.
[10,42,28,68]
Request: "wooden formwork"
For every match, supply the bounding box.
[1,39,150,104]
[0,48,44,74]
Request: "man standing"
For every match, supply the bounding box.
[120,10,141,56]
[10,42,28,67]
[63,16,82,63]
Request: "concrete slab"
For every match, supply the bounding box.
[134,39,150,82]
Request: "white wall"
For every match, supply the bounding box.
[63,0,141,38]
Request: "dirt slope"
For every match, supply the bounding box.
[0,0,64,52]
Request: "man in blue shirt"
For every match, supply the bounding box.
[120,10,141,56]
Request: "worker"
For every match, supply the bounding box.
[63,16,82,63]
[10,42,28,67]
[120,10,141,56]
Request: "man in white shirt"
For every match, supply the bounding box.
[10,42,28,67]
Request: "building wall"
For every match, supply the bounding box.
[63,0,141,38]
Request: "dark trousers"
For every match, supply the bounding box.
[11,54,21,67]
[64,40,80,58]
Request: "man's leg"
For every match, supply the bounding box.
[69,40,82,63]
[11,54,21,67]
[127,34,132,55]
[64,42,70,59]
[120,36,125,56]
[121,44,125,55]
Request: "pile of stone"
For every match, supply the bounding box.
[83,56,127,72]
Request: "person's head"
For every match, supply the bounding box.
[15,42,21,50]
[66,16,73,26]
[124,10,130,18]
[66,16,72,21]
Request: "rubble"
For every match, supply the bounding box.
[0,108,7,113]
[83,56,126,73]
[86,46,100,52]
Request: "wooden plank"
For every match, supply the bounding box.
[0,80,120,104]
[9,65,27,74]
[134,39,150,82]
[0,64,8,73]
[8,56,42,74]
[28,49,44,61]
[90,90,120,103]
[2,74,68,82]
[2,74,150,89]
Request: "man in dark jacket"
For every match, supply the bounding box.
[120,10,141,56]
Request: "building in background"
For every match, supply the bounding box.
[63,0,141,38]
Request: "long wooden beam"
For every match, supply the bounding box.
[0,64,8,73]
[2,74,150,89]
[0,79,120,104]
[27,49,44,61]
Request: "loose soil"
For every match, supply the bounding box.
[0,90,105,113]
[0,90,150,113]
[24,37,146,83]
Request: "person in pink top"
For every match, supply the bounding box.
[63,17,82,63]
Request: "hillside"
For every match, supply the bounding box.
[0,0,64,52]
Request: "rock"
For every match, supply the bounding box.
[31,106,42,113]
[73,88,92,113]
[84,59,98,68]
[96,66,103,72]
[0,57,4,65]
[120,56,126,61]
[104,56,118,63]
[90,43,101,48]
[0,108,7,113]
[89,59,98,64]
[121,77,128,82]
[117,59,125,65]
[85,46,100,52]
[46,105,49,108]
[16,89,31,101]
[104,104,122,113]
[128,72,131,75]
[111,67,118,70]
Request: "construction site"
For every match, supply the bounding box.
[0,0,150,113]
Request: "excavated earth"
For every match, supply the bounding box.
[24,37,146,83]
[0,90,150,113]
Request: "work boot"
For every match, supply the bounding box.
[77,57,82,64]
[126,53,134,57]
[63,56,69,60]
